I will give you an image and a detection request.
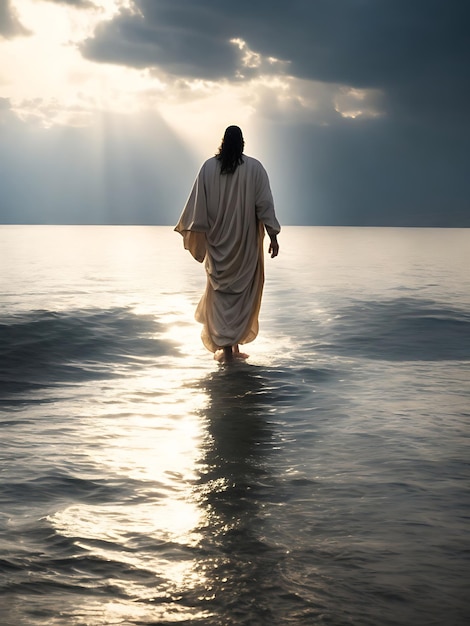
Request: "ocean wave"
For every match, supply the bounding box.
[0,473,140,508]
[315,297,470,361]
[0,307,175,396]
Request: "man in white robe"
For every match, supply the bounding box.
[175,126,280,361]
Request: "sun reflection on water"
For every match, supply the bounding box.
[35,255,287,624]
[44,356,281,622]
[45,337,218,620]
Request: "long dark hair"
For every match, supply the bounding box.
[215,125,245,174]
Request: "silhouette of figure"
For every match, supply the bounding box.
[175,126,281,362]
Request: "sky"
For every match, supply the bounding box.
[0,0,469,226]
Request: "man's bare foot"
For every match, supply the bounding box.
[214,345,249,362]
[214,349,224,362]
[233,345,249,360]
[214,346,235,363]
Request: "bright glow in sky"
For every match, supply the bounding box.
[1,0,467,226]
[2,1,162,125]
[0,0,381,149]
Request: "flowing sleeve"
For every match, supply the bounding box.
[254,162,281,237]
[174,164,209,263]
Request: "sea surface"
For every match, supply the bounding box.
[0,225,469,626]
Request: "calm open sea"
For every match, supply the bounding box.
[0,225,469,626]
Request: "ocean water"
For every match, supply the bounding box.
[0,225,469,626]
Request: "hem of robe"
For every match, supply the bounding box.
[196,222,265,353]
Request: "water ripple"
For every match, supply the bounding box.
[314,297,470,361]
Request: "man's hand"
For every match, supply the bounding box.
[268,235,279,258]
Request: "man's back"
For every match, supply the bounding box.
[175,126,280,359]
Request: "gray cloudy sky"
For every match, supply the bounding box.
[0,0,469,225]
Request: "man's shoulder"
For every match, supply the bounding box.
[243,156,268,178]
[200,156,219,171]
[204,156,218,164]
[243,155,260,165]
[196,157,218,178]
[243,155,265,170]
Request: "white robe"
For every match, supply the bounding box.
[175,155,280,352]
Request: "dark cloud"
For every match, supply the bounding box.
[79,1,470,225]
[82,4,238,78]
[0,0,31,38]
[81,1,469,93]
[79,0,470,129]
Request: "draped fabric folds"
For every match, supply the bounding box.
[175,155,280,352]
